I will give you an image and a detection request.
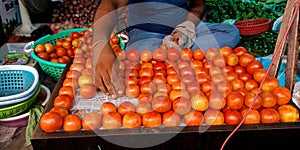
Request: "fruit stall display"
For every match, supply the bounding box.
[29,28,300,149]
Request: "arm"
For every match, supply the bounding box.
[92,0,128,98]
[185,0,205,25]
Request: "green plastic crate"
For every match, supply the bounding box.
[30,28,88,81]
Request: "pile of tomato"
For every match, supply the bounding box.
[39,34,300,133]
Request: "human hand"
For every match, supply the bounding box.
[163,21,196,50]
[92,43,125,99]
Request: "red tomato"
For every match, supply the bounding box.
[126,84,140,98]
[239,53,255,67]
[193,48,205,61]
[50,107,69,118]
[118,101,136,116]
[110,35,120,45]
[37,52,50,60]
[140,49,153,62]
[241,108,260,124]
[204,109,224,125]
[142,111,162,128]
[102,112,122,129]
[233,46,247,56]
[230,79,244,91]
[260,91,277,108]
[63,114,82,131]
[44,43,55,54]
[54,94,73,109]
[226,91,244,110]
[184,110,204,126]
[244,79,259,91]
[100,102,117,115]
[169,89,190,102]
[246,60,263,74]
[260,108,280,123]
[138,93,153,103]
[244,92,263,109]
[82,112,102,130]
[56,47,67,57]
[253,69,267,83]
[272,87,291,105]
[239,72,252,82]
[136,102,152,115]
[225,71,238,82]
[59,86,75,99]
[219,46,233,57]
[162,110,181,127]
[173,97,192,115]
[224,109,242,125]
[140,82,156,94]
[140,62,153,69]
[40,112,63,132]
[122,112,142,128]
[139,68,154,78]
[152,96,172,113]
[181,48,193,61]
[261,77,279,92]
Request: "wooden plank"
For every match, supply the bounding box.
[269,0,298,77]
[285,9,299,91]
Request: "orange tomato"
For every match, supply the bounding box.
[82,112,102,130]
[54,94,73,110]
[63,114,82,131]
[40,112,63,132]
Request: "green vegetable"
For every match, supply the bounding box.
[25,105,44,147]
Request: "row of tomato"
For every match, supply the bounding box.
[38,32,299,133]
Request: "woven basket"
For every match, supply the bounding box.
[30,28,87,81]
[234,18,271,36]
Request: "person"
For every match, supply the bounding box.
[92,0,240,99]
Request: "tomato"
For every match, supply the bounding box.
[50,107,69,118]
[122,112,142,128]
[193,48,205,61]
[241,108,260,124]
[169,89,190,101]
[233,46,247,56]
[209,93,226,110]
[127,48,140,62]
[253,69,267,83]
[261,77,279,92]
[197,73,211,84]
[54,94,73,109]
[126,84,140,98]
[258,91,276,108]
[152,75,167,85]
[37,52,50,60]
[230,79,244,91]
[155,83,171,94]
[80,84,97,99]
[142,111,161,128]
[184,110,204,126]
[244,79,258,91]
[118,101,136,116]
[233,65,246,75]
[139,68,154,78]
[190,60,203,69]
[140,49,153,62]
[180,48,193,61]
[59,86,75,99]
[191,92,209,111]
[167,74,180,85]
[70,32,80,39]
[138,93,153,103]
[277,104,299,122]
[152,96,172,113]
[167,47,180,61]
[238,72,252,82]
[180,67,195,77]
[244,92,263,109]
[224,109,242,125]
[100,102,117,115]
[260,108,280,123]
[201,81,213,93]
[56,39,64,47]
[172,97,191,115]
[136,102,152,115]
[34,44,45,53]
[56,47,67,57]
[154,69,167,78]
[44,43,55,54]
[209,66,222,76]
[64,36,73,42]
[225,71,238,82]
[204,109,224,125]
[82,112,102,130]
[226,53,239,66]
[49,52,58,59]
[72,39,81,48]
[171,82,186,91]
[101,112,122,129]
[224,65,234,73]
[239,53,255,67]
[153,62,166,71]
[219,46,233,57]
[141,62,153,70]
[66,70,82,80]
[211,74,226,84]
[246,60,263,74]
[205,47,220,61]
[40,112,63,132]
[63,114,82,131]
[116,50,126,60]
[162,110,181,127]
[272,87,291,105]
[140,82,156,94]
[216,80,233,93]
[110,35,120,45]
[78,74,93,87]
[62,41,72,49]
[235,88,248,96]
[213,55,226,67]
[226,91,244,110]
[153,47,167,62]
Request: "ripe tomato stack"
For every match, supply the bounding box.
[39,34,299,133]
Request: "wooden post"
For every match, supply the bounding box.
[269,0,299,91]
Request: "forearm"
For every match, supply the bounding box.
[185,0,205,25]
[92,0,127,56]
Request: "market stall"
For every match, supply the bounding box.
[1,0,300,150]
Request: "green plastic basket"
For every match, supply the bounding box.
[30,28,88,81]
[0,84,41,119]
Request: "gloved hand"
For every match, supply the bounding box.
[92,42,125,99]
[163,21,196,50]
